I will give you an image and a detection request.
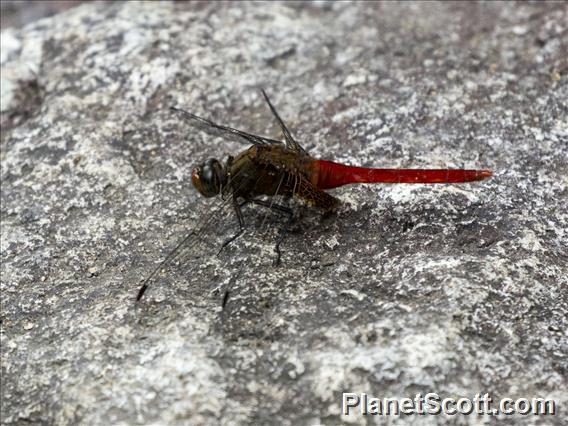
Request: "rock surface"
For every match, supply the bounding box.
[1,2,567,425]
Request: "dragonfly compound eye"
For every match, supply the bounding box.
[192,158,226,197]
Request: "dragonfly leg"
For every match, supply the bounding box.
[218,196,246,255]
[225,197,296,265]
[273,214,296,266]
[247,198,294,266]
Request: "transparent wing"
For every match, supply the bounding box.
[136,187,239,302]
[135,165,259,302]
[261,89,310,156]
[171,107,284,147]
[135,169,293,303]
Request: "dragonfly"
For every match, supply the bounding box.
[136,90,491,301]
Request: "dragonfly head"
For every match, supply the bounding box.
[191,158,227,198]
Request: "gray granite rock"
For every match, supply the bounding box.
[1,2,567,425]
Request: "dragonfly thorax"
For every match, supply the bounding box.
[191,158,227,198]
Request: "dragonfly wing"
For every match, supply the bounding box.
[297,173,340,211]
[136,190,236,301]
[261,90,310,157]
[171,107,283,147]
[136,168,258,302]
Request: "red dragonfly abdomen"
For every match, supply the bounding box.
[310,160,492,190]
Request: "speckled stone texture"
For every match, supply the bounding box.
[1,2,566,425]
